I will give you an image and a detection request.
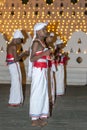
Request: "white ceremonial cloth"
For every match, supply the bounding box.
[29,61,49,118]
[8,62,23,104]
[55,64,65,96]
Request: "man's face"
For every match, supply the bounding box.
[46,36,53,43]
[16,38,22,44]
[37,27,47,37]
[57,43,63,49]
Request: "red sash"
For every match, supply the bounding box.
[6,54,14,62]
[33,62,47,68]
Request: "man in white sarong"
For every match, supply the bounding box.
[54,36,67,96]
[44,32,56,106]
[6,30,29,107]
[29,23,52,127]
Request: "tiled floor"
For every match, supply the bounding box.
[0,84,87,130]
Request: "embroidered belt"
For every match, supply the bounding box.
[6,57,14,62]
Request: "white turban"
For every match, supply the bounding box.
[13,30,24,39]
[32,22,48,41]
[34,22,48,32]
[50,32,54,37]
[55,36,63,45]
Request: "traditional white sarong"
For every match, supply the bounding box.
[29,55,49,119]
[55,64,65,96]
[8,62,23,104]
